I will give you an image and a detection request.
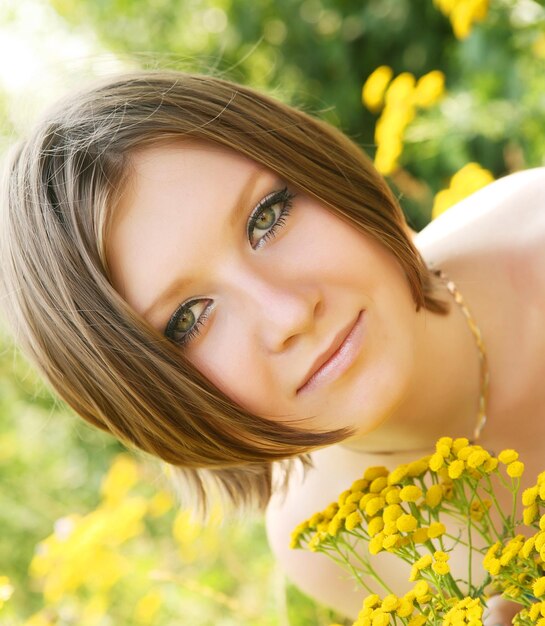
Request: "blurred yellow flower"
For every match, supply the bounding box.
[432,162,494,219]
[134,590,163,624]
[434,0,489,39]
[414,70,445,107]
[100,454,139,505]
[362,65,394,112]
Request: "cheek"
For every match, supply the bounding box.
[188,334,283,418]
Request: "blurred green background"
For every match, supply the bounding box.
[0,0,544,624]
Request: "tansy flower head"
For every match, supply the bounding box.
[400,485,423,502]
[428,522,446,538]
[507,461,525,478]
[498,449,519,465]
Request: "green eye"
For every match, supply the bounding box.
[247,187,295,249]
[165,299,211,346]
[254,206,276,231]
[173,309,195,333]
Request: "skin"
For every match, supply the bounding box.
[107,141,545,622]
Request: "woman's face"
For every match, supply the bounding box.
[107,141,419,436]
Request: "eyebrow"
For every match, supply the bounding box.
[142,168,267,324]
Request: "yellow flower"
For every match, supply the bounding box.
[396,514,418,533]
[396,597,415,617]
[337,490,351,506]
[434,551,449,562]
[328,515,343,537]
[409,565,419,582]
[432,561,450,575]
[425,484,444,508]
[452,437,469,454]
[411,527,429,544]
[364,466,389,481]
[148,491,174,518]
[364,594,382,608]
[366,496,386,517]
[523,486,539,507]
[100,454,139,504]
[428,522,446,538]
[371,609,390,626]
[338,503,358,519]
[346,491,364,505]
[383,534,400,550]
[345,511,363,531]
[414,70,445,108]
[400,486,423,502]
[368,516,385,537]
[383,504,403,523]
[467,449,489,468]
[429,452,445,472]
[134,590,162,624]
[448,459,465,479]
[524,503,539,525]
[388,464,409,485]
[362,65,394,112]
[413,581,430,599]
[351,478,369,493]
[383,521,399,536]
[369,533,385,555]
[432,163,494,219]
[498,449,519,465]
[384,487,402,505]
[484,557,501,576]
[385,72,416,107]
[407,458,430,477]
[370,476,389,493]
[533,577,545,598]
[415,554,433,569]
[381,594,400,612]
[507,461,525,478]
[521,537,536,559]
[483,457,499,473]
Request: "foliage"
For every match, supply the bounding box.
[46,0,545,228]
[292,437,545,626]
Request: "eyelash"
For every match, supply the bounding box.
[165,186,296,347]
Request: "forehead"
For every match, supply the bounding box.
[105,140,268,315]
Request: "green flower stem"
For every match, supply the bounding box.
[321,543,374,592]
[331,541,380,595]
[483,475,512,532]
[338,536,395,594]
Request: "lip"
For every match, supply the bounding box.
[296,310,365,395]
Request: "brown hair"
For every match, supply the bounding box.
[0,71,449,514]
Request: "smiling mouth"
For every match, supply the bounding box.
[296,310,365,394]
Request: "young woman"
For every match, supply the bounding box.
[1,71,543,622]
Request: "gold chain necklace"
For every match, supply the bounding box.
[432,268,489,443]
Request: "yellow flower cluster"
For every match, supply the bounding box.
[293,436,542,626]
[361,66,445,175]
[442,596,484,626]
[353,581,433,626]
[290,458,451,555]
[433,0,489,40]
[432,162,494,219]
[25,454,179,625]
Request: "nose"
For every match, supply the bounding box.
[227,264,323,353]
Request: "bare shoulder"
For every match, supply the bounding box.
[415,167,545,261]
[265,453,366,619]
